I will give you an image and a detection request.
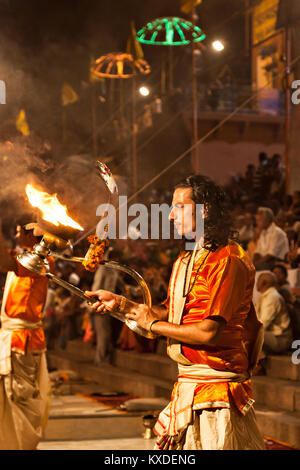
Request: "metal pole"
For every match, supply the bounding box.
[169,47,174,93]
[132,74,137,200]
[91,84,98,159]
[245,0,250,56]
[192,7,198,174]
[161,49,166,95]
[62,107,67,144]
[285,23,291,195]
[119,78,125,129]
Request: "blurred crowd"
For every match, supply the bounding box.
[227,151,300,367]
[1,150,300,368]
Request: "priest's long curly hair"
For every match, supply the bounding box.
[174,174,236,251]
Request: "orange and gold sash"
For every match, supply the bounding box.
[167,246,207,365]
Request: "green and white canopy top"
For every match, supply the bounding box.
[136,17,206,46]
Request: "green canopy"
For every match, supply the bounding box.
[136,17,205,46]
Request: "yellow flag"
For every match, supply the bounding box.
[180,0,202,14]
[16,109,29,136]
[61,82,79,106]
[126,21,144,61]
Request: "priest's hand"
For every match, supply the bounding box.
[85,289,120,313]
[125,303,157,332]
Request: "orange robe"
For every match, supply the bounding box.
[166,241,261,415]
[4,257,54,354]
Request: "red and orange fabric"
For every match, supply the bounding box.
[165,241,261,415]
[4,256,54,354]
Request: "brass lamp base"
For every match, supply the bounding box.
[17,238,51,275]
[17,237,155,340]
[142,414,157,439]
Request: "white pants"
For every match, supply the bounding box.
[0,352,50,450]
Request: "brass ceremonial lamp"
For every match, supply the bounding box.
[17,217,91,299]
[17,163,155,340]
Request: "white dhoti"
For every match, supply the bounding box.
[154,364,265,450]
[182,406,265,450]
[0,273,50,450]
[0,351,49,450]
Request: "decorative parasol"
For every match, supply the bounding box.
[137,15,206,172]
[90,52,151,79]
[90,52,151,198]
[136,17,205,46]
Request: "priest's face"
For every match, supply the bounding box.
[169,187,198,239]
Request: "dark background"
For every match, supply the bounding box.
[0,0,249,231]
[0,0,247,144]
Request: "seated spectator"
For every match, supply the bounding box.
[253,152,269,202]
[293,220,300,240]
[269,153,284,197]
[272,264,292,300]
[272,265,300,341]
[255,272,293,357]
[272,264,289,288]
[274,209,287,230]
[244,164,255,196]
[253,207,289,271]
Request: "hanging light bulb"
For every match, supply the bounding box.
[212,40,225,52]
[139,86,150,96]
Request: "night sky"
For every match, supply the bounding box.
[0,0,244,51]
[0,0,246,143]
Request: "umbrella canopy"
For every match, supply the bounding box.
[90,52,151,79]
[136,17,205,46]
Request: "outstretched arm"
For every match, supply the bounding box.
[85,289,168,320]
[85,289,224,345]
[125,303,225,345]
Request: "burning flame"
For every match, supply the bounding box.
[25,184,84,231]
